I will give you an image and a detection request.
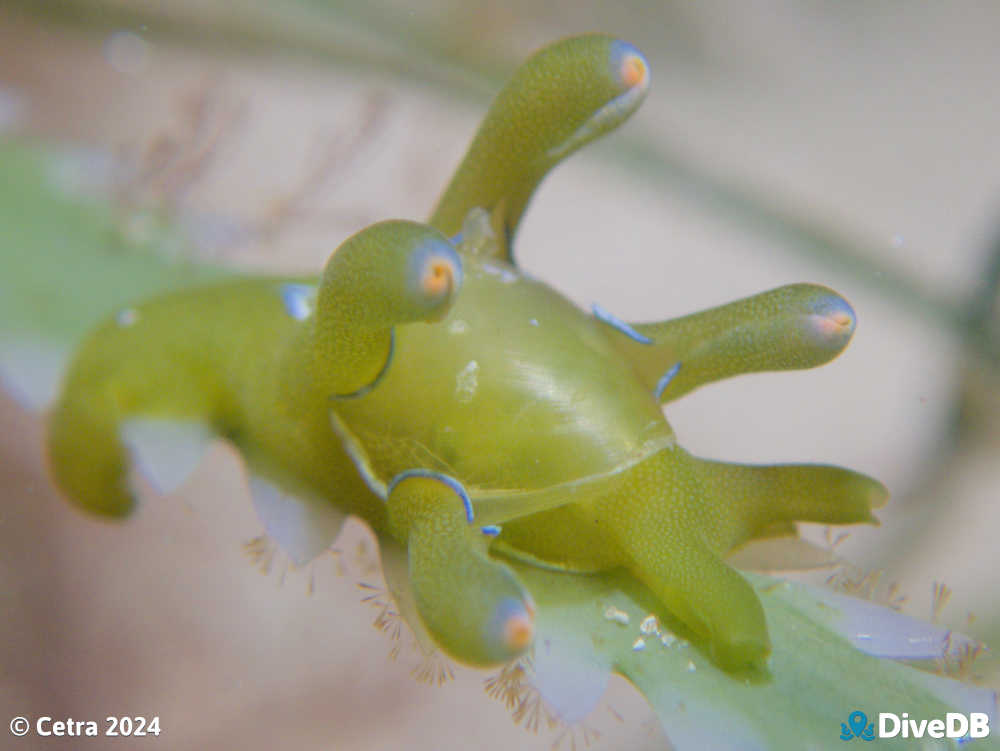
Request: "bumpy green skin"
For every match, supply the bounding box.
[46,34,886,672]
[429,34,651,261]
[615,283,859,403]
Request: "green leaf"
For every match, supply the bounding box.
[509,562,998,750]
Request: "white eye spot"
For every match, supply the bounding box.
[116,308,139,327]
[632,637,646,652]
[529,318,539,327]
[603,606,630,626]
[448,319,469,335]
[686,660,697,673]
[455,360,479,403]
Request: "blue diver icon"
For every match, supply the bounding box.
[841,710,875,741]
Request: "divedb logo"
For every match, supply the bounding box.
[840,709,991,741]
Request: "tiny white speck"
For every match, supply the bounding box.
[603,606,630,625]
[685,660,696,673]
[660,632,676,647]
[529,318,539,327]
[116,308,139,327]
[639,614,660,636]
[448,319,469,335]
[481,262,518,284]
[632,637,646,652]
[455,360,479,403]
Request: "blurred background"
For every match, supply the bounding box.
[2,1,999,749]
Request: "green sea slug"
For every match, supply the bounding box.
[44,34,887,673]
